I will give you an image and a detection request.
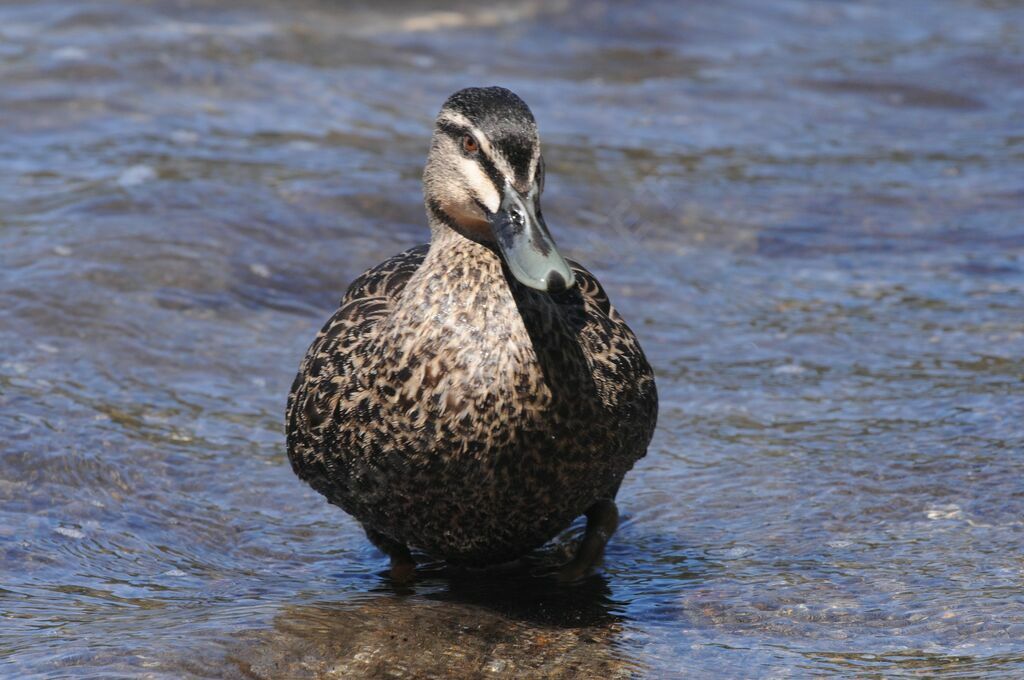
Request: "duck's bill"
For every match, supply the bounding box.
[488,184,576,293]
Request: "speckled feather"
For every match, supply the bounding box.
[286,232,657,566]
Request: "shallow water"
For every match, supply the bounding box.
[2,0,1023,676]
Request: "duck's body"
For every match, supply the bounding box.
[286,87,657,576]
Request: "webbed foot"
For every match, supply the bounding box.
[365,526,416,583]
[558,499,619,582]
[388,555,416,584]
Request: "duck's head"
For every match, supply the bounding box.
[423,86,576,293]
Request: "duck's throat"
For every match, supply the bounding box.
[371,228,550,427]
[383,226,530,370]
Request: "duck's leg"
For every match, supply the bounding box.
[365,526,415,582]
[558,499,619,582]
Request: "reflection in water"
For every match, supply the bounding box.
[225,571,641,679]
[2,0,1023,676]
[212,541,711,677]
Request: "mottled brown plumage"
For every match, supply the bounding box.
[286,87,657,575]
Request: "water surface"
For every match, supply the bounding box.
[2,0,1023,676]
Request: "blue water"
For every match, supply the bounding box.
[2,0,1023,676]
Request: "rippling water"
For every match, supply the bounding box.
[2,0,1023,676]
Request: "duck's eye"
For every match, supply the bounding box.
[462,135,479,155]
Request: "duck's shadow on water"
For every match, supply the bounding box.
[386,557,620,628]
[222,543,708,679]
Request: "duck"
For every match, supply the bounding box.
[286,86,657,581]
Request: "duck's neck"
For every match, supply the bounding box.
[375,221,538,393]
[423,210,501,269]
[403,222,512,320]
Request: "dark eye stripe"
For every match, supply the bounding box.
[437,120,468,141]
[437,121,505,204]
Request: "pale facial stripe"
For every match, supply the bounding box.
[455,154,501,213]
[437,109,520,185]
[528,136,541,185]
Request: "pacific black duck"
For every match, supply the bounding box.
[286,86,657,581]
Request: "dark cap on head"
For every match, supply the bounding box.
[442,86,536,130]
[442,87,538,187]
